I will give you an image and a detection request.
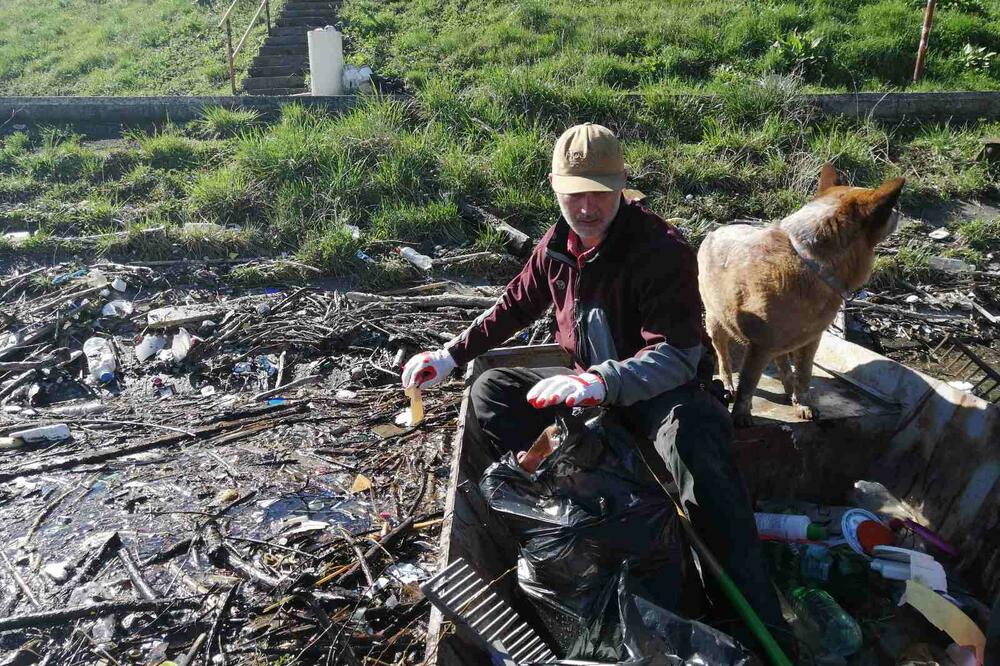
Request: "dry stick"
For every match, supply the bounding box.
[116,545,159,601]
[315,516,417,588]
[204,583,240,666]
[253,374,321,401]
[64,533,122,598]
[0,551,39,609]
[0,348,73,373]
[0,402,308,482]
[275,350,287,390]
[344,292,496,309]
[0,597,201,631]
[0,369,35,401]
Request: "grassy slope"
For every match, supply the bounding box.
[0,0,271,95]
[342,0,1000,93]
[1,0,998,287]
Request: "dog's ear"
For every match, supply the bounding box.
[817,163,840,195]
[857,177,905,224]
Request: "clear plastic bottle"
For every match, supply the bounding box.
[800,544,833,582]
[398,246,433,271]
[83,337,116,383]
[788,586,862,656]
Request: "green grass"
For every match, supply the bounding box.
[341,0,1000,98]
[0,0,277,95]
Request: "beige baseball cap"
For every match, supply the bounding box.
[550,122,626,194]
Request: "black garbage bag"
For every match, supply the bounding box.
[480,412,749,663]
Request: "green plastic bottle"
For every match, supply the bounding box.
[788,586,863,657]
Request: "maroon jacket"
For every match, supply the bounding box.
[446,199,708,406]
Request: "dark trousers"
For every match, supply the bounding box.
[467,366,785,641]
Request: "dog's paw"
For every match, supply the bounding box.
[796,404,816,420]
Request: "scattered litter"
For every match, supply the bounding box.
[135,334,167,362]
[101,299,134,317]
[928,256,974,273]
[928,228,951,240]
[349,474,373,493]
[10,423,71,443]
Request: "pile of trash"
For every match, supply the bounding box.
[753,483,991,665]
[475,411,992,665]
[0,260,501,664]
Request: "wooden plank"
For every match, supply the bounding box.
[425,345,568,666]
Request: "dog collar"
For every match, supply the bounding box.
[787,234,854,301]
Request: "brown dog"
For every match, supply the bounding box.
[698,165,904,426]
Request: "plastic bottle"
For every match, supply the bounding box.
[83,337,116,383]
[788,586,862,656]
[801,545,833,582]
[398,246,433,271]
[755,513,828,541]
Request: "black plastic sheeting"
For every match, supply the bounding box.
[480,412,751,664]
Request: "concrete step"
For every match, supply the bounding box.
[242,87,309,96]
[275,16,334,27]
[281,2,339,9]
[243,75,305,90]
[279,7,339,17]
[251,54,309,67]
[261,33,308,46]
[248,64,305,77]
[258,44,308,56]
[267,26,313,36]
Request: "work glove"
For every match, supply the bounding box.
[401,349,457,389]
[526,372,606,409]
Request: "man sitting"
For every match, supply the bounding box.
[401,122,784,647]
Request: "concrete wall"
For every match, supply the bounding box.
[1,92,998,137]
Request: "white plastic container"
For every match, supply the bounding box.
[135,335,166,363]
[111,277,127,292]
[308,26,344,96]
[83,337,116,383]
[11,423,71,443]
[171,328,194,362]
[754,513,826,540]
[398,246,433,271]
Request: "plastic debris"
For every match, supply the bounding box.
[870,546,947,591]
[134,334,166,362]
[10,423,71,443]
[350,474,373,493]
[755,512,829,541]
[101,299,134,317]
[397,246,433,271]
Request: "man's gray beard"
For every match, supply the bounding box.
[558,195,620,243]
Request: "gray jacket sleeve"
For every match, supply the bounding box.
[591,343,703,406]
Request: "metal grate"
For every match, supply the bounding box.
[929,334,1000,404]
[421,558,558,665]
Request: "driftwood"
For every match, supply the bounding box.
[254,374,322,401]
[345,292,496,309]
[457,199,532,256]
[0,402,308,483]
[0,598,201,631]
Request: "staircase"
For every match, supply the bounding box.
[242,0,341,96]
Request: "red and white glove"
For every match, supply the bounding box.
[526,372,606,409]
[401,349,457,389]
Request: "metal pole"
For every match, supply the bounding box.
[225,19,236,96]
[913,0,936,83]
[265,0,271,34]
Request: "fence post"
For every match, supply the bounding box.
[265,0,271,34]
[913,0,936,83]
[225,19,237,95]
